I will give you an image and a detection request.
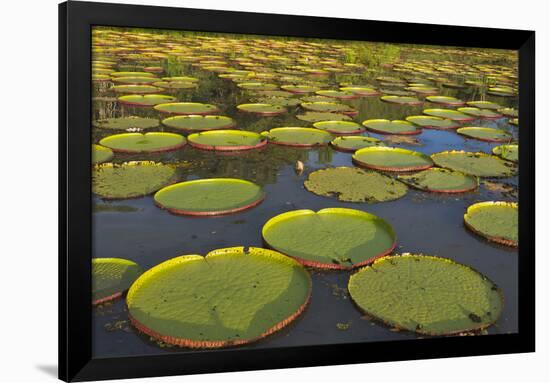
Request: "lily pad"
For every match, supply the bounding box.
[457,107,503,119]
[423,108,475,121]
[362,119,421,135]
[296,112,352,123]
[152,81,198,90]
[118,94,177,107]
[405,115,459,129]
[237,82,278,91]
[154,178,264,216]
[262,208,396,269]
[254,97,301,107]
[406,86,439,95]
[353,147,433,172]
[126,247,311,348]
[281,85,320,94]
[92,258,142,305]
[315,90,359,99]
[154,102,220,115]
[492,144,518,162]
[261,127,332,147]
[509,118,519,126]
[92,144,114,164]
[348,254,503,335]
[426,96,465,106]
[99,132,186,153]
[188,130,267,151]
[398,168,478,193]
[457,127,512,142]
[380,95,423,106]
[301,101,357,115]
[237,103,287,116]
[162,115,235,132]
[498,108,518,118]
[93,161,176,199]
[466,101,502,110]
[112,76,158,85]
[312,121,365,135]
[330,136,385,152]
[431,151,516,177]
[488,87,516,97]
[304,167,407,203]
[110,71,155,78]
[464,201,518,246]
[339,86,380,96]
[112,85,162,94]
[92,116,160,131]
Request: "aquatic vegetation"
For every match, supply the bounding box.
[492,144,518,162]
[99,132,186,153]
[296,111,352,122]
[353,147,434,172]
[281,85,321,94]
[456,127,512,142]
[92,144,114,165]
[405,115,459,129]
[348,254,503,335]
[330,136,385,152]
[312,120,365,135]
[488,86,517,97]
[498,108,518,117]
[92,258,142,305]
[464,201,518,247]
[423,108,475,121]
[237,82,278,91]
[304,167,408,202]
[426,96,465,106]
[315,90,359,99]
[152,81,197,90]
[262,208,396,269]
[126,247,311,348]
[111,85,162,94]
[456,107,503,119]
[398,168,478,193]
[187,130,267,151]
[466,100,502,110]
[362,119,421,135]
[380,95,423,106]
[112,76,158,85]
[431,151,516,177]
[339,86,380,96]
[154,178,264,216]
[154,102,220,115]
[236,103,287,115]
[93,116,160,131]
[300,101,357,115]
[261,127,332,147]
[117,94,177,107]
[162,115,235,132]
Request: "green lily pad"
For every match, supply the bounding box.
[93,161,176,199]
[353,147,434,172]
[464,201,518,246]
[126,247,311,348]
[466,101,502,110]
[456,107,503,119]
[281,84,320,93]
[152,81,198,90]
[99,132,186,153]
[154,178,264,216]
[315,90,359,99]
[237,103,287,116]
[261,127,332,147]
[431,151,516,177]
[162,76,199,83]
[92,144,114,165]
[92,258,142,305]
[296,112,352,122]
[348,254,503,335]
[93,116,160,131]
[154,102,220,115]
[498,108,518,117]
[254,97,301,107]
[379,89,416,96]
[112,76,158,85]
[488,87,516,97]
[423,108,475,121]
[457,127,512,142]
[162,115,235,132]
[301,101,357,115]
[188,130,267,151]
[406,86,439,95]
[237,82,278,91]
[111,85,162,94]
[339,86,380,96]
[509,118,519,126]
[110,71,155,78]
[304,167,407,203]
[312,121,365,134]
[492,144,518,162]
[330,136,385,152]
[398,168,478,193]
[426,96,464,106]
[262,208,396,269]
[405,115,459,129]
[380,96,423,106]
[362,119,421,135]
[118,94,177,107]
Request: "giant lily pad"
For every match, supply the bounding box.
[237,82,278,91]
[315,90,359,99]
[93,161,176,199]
[312,121,365,135]
[92,116,160,131]
[466,101,502,110]
[99,132,186,153]
[261,127,332,147]
[92,144,114,165]
[431,151,516,177]
[118,94,177,107]
[423,108,475,121]
[92,258,142,305]
[262,208,396,269]
[154,178,264,216]
[405,115,459,129]
[488,87,516,97]
[380,96,423,106]
[398,168,478,193]
[426,95,464,106]
[492,144,518,162]
[353,147,433,172]
[362,119,421,135]
[162,115,235,132]
[281,85,320,94]
[188,130,267,151]
[339,86,380,96]
[152,81,198,90]
[126,247,311,348]
[296,112,352,123]
[110,71,155,78]
[112,76,158,85]
[112,85,162,94]
[330,136,385,152]
[464,201,518,246]
[301,101,357,115]
[498,108,518,118]
[457,127,512,142]
[154,102,220,115]
[457,107,503,119]
[304,167,407,203]
[348,254,503,335]
[237,103,287,116]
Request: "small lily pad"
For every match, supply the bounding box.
[262,208,396,269]
[509,118,519,126]
[92,258,142,305]
[99,132,186,153]
[353,147,433,172]
[457,127,512,142]
[362,119,421,135]
[304,167,408,203]
[237,103,287,116]
[154,178,264,216]
[93,116,160,131]
[398,168,478,193]
[261,127,332,147]
[162,115,235,132]
[498,108,518,118]
[380,95,423,106]
[426,96,465,106]
[312,121,365,135]
[405,115,459,129]
[154,102,220,115]
[423,108,476,121]
[92,144,114,164]
[431,151,516,177]
[464,201,518,246]
[492,144,518,162]
[457,107,503,119]
[348,254,503,335]
[296,112,352,122]
[330,136,385,152]
[118,94,177,107]
[188,130,267,151]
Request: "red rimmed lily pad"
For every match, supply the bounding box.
[261,127,332,147]
[362,119,422,135]
[187,130,267,151]
[423,108,476,121]
[162,115,235,132]
[237,82,278,91]
[99,132,186,153]
[118,94,177,107]
[498,108,518,118]
[315,90,359,99]
[112,76,159,85]
[312,120,365,135]
[492,144,518,163]
[111,85,162,94]
[237,103,287,116]
[92,144,114,165]
[380,95,423,106]
[330,136,385,152]
[296,112,352,123]
[405,115,459,130]
[281,84,320,94]
[457,127,512,142]
[466,101,502,110]
[464,201,518,247]
[92,116,160,131]
[426,95,465,106]
[154,102,220,115]
[353,147,434,172]
[92,258,142,305]
[301,101,357,116]
[431,151,516,177]
[487,87,517,97]
[339,86,380,96]
[397,168,478,193]
[457,107,503,119]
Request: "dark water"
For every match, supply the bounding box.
[92,63,518,358]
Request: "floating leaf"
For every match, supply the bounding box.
[237,82,278,91]
[457,107,503,119]
[237,103,287,115]
[99,132,186,153]
[498,108,518,118]
[92,144,114,165]
[281,84,321,93]
[423,108,476,121]
[301,101,357,115]
[93,258,142,305]
[339,86,380,96]
[162,115,235,132]
[261,127,332,147]
[426,95,465,106]
[456,127,512,142]
[118,94,177,107]
[330,136,385,152]
[362,119,421,135]
[466,101,502,110]
[492,144,518,162]
[348,254,503,335]
[431,151,516,177]
[188,130,267,151]
[380,95,423,106]
[464,201,518,246]
[312,120,365,135]
[154,102,220,115]
[353,147,433,172]
[315,90,359,99]
[296,112,352,122]
[488,87,516,97]
[111,85,162,94]
[93,116,160,131]
[398,168,478,193]
[405,115,459,129]
[112,76,158,85]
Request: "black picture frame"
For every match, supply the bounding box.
[59,1,535,381]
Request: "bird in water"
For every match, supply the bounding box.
[294,160,304,175]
